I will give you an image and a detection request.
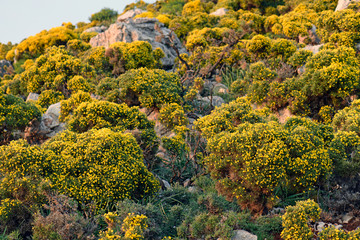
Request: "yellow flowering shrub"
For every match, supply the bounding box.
[107,41,164,72]
[274,4,317,40]
[246,62,276,104]
[37,90,64,109]
[301,46,360,102]
[67,101,154,133]
[67,75,91,93]
[59,90,93,122]
[182,0,205,16]
[246,35,272,60]
[288,49,313,68]
[0,94,41,140]
[332,99,360,133]
[316,9,360,47]
[1,129,160,208]
[281,199,321,240]
[99,212,148,240]
[117,68,182,109]
[195,97,263,139]
[66,39,91,56]
[81,46,112,76]
[5,24,77,61]
[196,99,332,212]
[19,46,94,96]
[270,38,297,61]
[159,103,188,130]
[122,213,148,240]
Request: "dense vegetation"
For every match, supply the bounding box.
[1,0,360,239]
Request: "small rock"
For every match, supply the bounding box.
[117,9,146,22]
[188,186,199,193]
[342,213,354,224]
[162,180,171,190]
[316,222,326,232]
[197,95,225,108]
[83,26,108,33]
[232,230,257,240]
[46,102,61,119]
[213,83,229,95]
[335,224,343,230]
[297,65,306,75]
[26,93,39,102]
[183,179,191,187]
[210,8,229,16]
[304,44,324,55]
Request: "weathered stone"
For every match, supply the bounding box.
[0,60,12,77]
[197,95,225,108]
[117,9,146,22]
[304,44,324,55]
[232,230,257,240]
[89,18,187,68]
[26,93,39,102]
[210,8,229,16]
[83,25,108,33]
[162,180,171,190]
[213,83,229,95]
[342,213,354,224]
[183,179,191,187]
[335,0,360,11]
[297,65,306,75]
[45,102,61,121]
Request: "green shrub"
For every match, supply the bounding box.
[332,99,360,133]
[117,68,182,109]
[89,8,118,23]
[0,94,41,140]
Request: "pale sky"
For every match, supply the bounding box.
[0,0,156,44]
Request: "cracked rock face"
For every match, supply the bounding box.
[89,18,187,68]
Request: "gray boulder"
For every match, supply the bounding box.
[0,60,12,77]
[232,230,257,240]
[45,102,61,122]
[117,9,145,22]
[210,8,229,16]
[196,94,225,108]
[89,18,187,68]
[83,25,108,33]
[304,44,324,55]
[26,93,39,102]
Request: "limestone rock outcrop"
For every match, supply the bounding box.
[89,18,187,68]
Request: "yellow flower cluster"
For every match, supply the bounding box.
[118,67,182,109]
[281,199,321,240]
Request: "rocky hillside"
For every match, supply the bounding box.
[0,0,360,239]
